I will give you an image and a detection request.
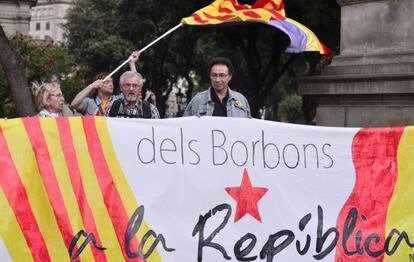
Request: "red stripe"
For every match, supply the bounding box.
[0,124,51,261]
[22,117,79,261]
[229,0,250,10]
[203,11,235,21]
[55,118,107,261]
[318,38,332,60]
[335,127,404,261]
[242,10,262,19]
[191,13,209,24]
[266,9,286,20]
[81,117,143,261]
[218,6,233,14]
[253,0,284,11]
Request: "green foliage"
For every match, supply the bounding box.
[277,94,304,123]
[65,0,134,78]
[0,35,85,117]
[65,0,211,117]
[64,0,340,118]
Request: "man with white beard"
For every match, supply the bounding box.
[105,71,160,119]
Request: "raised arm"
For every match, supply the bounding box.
[71,80,102,111]
[128,51,140,72]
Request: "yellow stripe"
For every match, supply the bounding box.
[285,18,324,52]
[95,117,161,261]
[68,117,125,261]
[184,9,274,25]
[0,187,34,261]
[181,0,283,26]
[2,118,68,261]
[385,126,414,261]
[40,118,95,261]
[0,119,29,261]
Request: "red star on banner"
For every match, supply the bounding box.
[225,168,268,223]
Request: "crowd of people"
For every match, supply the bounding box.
[32,53,251,119]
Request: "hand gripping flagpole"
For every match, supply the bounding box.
[103,23,183,81]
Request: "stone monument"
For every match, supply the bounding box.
[0,0,37,35]
[298,0,414,127]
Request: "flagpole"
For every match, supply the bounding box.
[103,23,183,81]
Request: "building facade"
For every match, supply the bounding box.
[0,0,37,35]
[29,0,73,43]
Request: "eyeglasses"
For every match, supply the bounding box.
[210,73,229,80]
[50,93,63,98]
[123,83,141,89]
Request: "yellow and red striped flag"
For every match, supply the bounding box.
[0,117,160,261]
[1,116,414,261]
[181,0,331,59]
[182,0,285,25]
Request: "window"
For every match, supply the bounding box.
[36,23,41,31]
[46,22,50,30]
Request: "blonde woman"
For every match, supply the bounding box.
[33,81,75,117]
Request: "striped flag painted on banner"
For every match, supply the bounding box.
[0,117,159,261]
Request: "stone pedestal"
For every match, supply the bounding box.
[0,0,37,35]
[298,0,414,127]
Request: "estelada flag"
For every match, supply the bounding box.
[1,116,414,261]
[181,0,331,59]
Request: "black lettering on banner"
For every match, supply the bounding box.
[364,233,384,257]
[283,144,300,169]
[303,144,319,169]
[355,230,364,255]
[342,207,359,256]
[190,204,414,260]
[314,205,339,260]
[192,204,232,261]
[322,143,334,169]
[259,230,295,262]
[262,130,280,169]
[68,230,106,260]
[188,139,201,165]
[385,229,414,256]
[159,138,177,164]
[234,233,257,261]
[231,141,249,167]
[137,126,156,164]
[296,213,312,255]
[180,128,185,165]
[125,205,175,258]
[409,253,414,262]
[252,140,260,166]
[212,130,228,166]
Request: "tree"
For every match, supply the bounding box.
[197,0,340,118]
[65,0,134,77]
[65,0,208,117]
[0,26,36,116]
[203,0,340,118]
[116,0,209,117]
[65,0,340,119]
[0,29,85,118]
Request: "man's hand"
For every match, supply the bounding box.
[128,51,140,72]
[131,51,140,62]
[145,90,155,100]
[87,79,103,91]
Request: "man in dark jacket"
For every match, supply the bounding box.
[105,71,160,119]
